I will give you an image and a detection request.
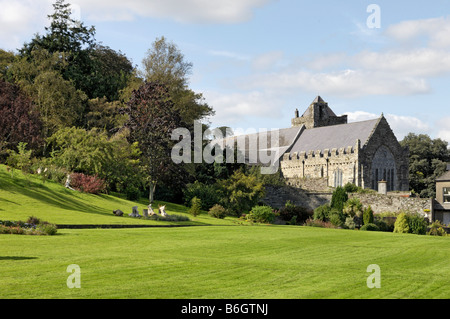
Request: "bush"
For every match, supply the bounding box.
[125,184,141,201]
[314,204,331,221]
[247,205,275,224]
[208,204,227,219]
[343,183,359,193]
[38,223,58,236]
[394,213,410,234]
[277,201,313,225]
[183,181,221,211]
[360,223,380,231]
[329,212,344,227]
[363,206,374,225]
[343,197,363,218]
[70,173,107,194]
[330,186,348,212]
[345,217,356,229]
[304,218,335,228]
[189,196,202,217]
[408,213,428,235]
[427,220,447,236]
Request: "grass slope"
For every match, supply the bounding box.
[0,165,236,226]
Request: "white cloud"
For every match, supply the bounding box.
[75,0,273,23]
[385,16,450,49]
[436,117,450,145]
[243,68,430,98]
[0,0,53,50]
[204,90,281,127]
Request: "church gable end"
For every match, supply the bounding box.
[360,115,409,192]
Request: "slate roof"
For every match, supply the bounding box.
[288,118,380,155]
[436,169,450,182]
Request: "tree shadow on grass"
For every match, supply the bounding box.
[0,256,38,260]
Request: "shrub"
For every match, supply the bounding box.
[304,218,335,228]
[330,186,348,212]
[247,205,275,223]
[343,183,359,193]
[394,213,410,234]
[360,223,379,231]
[183,181,221,211]
[208,204,227,219]
[408,213,428,235]
[313,204,331,221]
[343,197,363,218]
[70,173,107,194]
[374,217,389,232]
[363,206,374,225]
[189,196,202,217]
[329,212,344,227]
[345,217,356,229]
[427,220,447,236]
[278,201,313,225]
[38,223,58,236]
[125,184,141,201]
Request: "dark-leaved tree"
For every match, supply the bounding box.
[122,81,189,203]
[0,80,42,157]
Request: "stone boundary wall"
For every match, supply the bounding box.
[263,185,432,217]
[348,192,432,216]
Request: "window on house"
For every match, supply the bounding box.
[443,187,450,203]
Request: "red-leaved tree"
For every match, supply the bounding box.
[122,81,188,203]
[0,80,42,156]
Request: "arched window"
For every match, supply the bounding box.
[334,168,343,187]
[371,146,396,192]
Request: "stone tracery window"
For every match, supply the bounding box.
[371,145,396,191]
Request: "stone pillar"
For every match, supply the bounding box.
[378,180,387,195]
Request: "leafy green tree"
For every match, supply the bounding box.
[123,81,189,203]
[393,212,410,234]
[189,196,202,217]
[46,126,142,192]
[400,133,450,198]
[0,49,15,80]
[363,205,374,225]
[330,186,348,212]
[217,170,265,216]
[142,36,214,125]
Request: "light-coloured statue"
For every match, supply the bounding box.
[148,204,156,216]
[159,205,167,217]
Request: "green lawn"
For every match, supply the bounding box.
[1,226,449,299]
[0,165,449,299]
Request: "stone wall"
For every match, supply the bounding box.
[263,185,432,218]
[280,143,360,188]
[262,185,331,210]
[348,192,432,216]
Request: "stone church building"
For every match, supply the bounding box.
[225,96,409,192]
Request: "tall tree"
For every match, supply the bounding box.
[400,133,450,198]
[122,81,189,203]
[0,80,42,157]
[142,37,214,125]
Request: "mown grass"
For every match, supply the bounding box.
[0,225,448,299]
[1,165,449,299]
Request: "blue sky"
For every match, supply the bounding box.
[1,0,450,143]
